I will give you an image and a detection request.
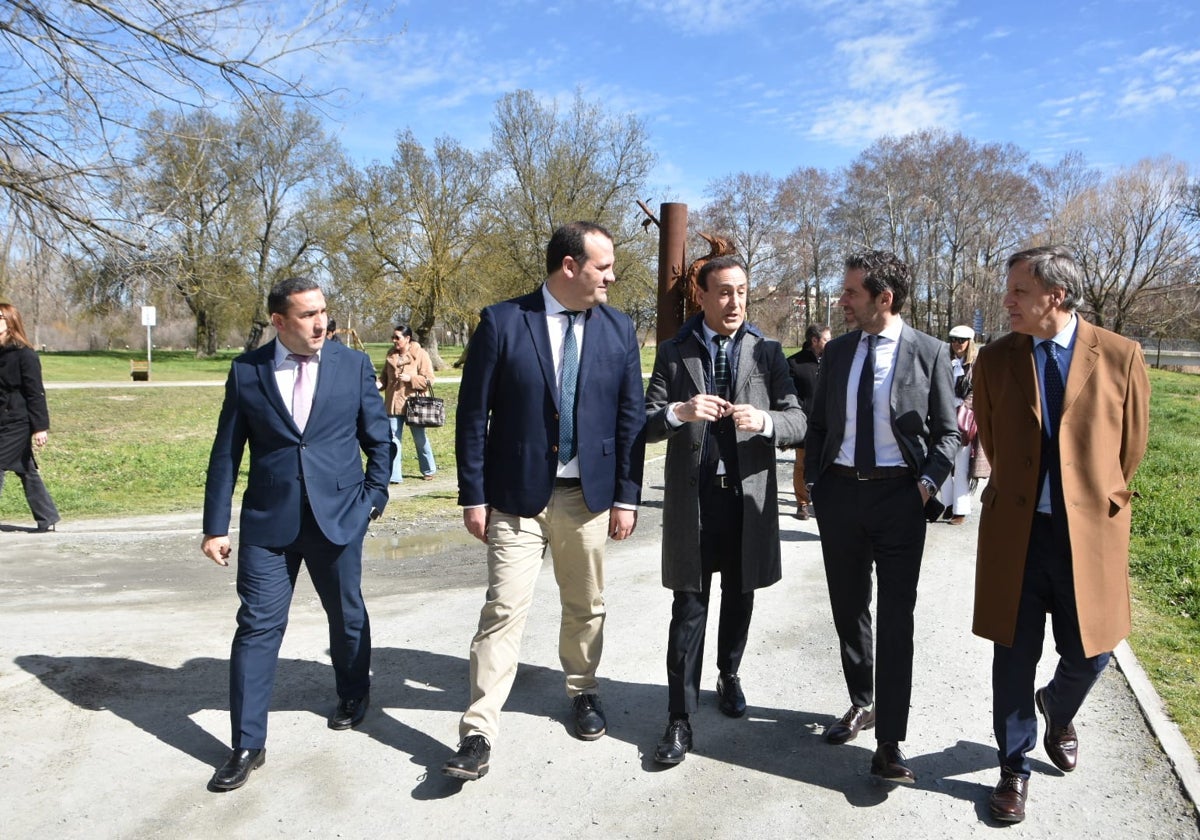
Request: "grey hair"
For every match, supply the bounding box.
[1006,245,1082,311]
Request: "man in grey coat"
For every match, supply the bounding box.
[644,255,806,764]
[805,250,958,784]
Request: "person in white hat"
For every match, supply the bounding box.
[939,325,977,524]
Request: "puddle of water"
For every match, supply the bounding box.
[364,528,479,563]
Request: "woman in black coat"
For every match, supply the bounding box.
[0,302,60,531]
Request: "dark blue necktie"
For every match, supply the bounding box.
[1042,340,1065,435]
[854,334,877,472]
[713,335,731,399]
[558,312,579,464]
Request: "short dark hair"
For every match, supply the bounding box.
[844,250,910,314]
[805,323,829,346]
[268,277,320,316]
[1006,245,1083,311]
[393,324,413,339]
[546,221,612,276]
[695,254,746,291]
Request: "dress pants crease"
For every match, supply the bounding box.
[993,515,1110,775]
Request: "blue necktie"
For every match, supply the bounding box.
[854,334,877,472]
[558,312,579,464]
[713,335,731,399]
[1042,340,1065,434]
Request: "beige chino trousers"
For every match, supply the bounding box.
[459,485,609,743]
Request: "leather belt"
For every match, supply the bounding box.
[827,464,911,481]
[554,477,582,488]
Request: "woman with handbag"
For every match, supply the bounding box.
[937,325,978,525]
[0,301,61,531]
[380,325,437,483]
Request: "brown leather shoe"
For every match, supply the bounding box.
[989,770,1028,822]
[825,705,875,744]
[870,741,915,784]
[1036,687,1078,772]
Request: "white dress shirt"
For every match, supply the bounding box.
[836,319,906,468]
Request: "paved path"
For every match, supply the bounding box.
[1,455,1197,838]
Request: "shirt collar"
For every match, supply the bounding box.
[274,340,321,368]
[1043,314,1077,351]
[864,318,904,343]
[542,284,580,317]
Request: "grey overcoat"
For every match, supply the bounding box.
[645,317,807,593]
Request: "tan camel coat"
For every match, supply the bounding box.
[971,318,1150,657]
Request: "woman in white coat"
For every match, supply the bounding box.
[938,325,977,524]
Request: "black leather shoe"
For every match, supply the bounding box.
[653,718,693,765]
[572,693,607,740]
[207,748,265,792]
[989,770,1029,823]
[1036,687,1078,772]
[716,672,747,718]
[870,741,916,784]
[329,694,369,730]
[826,705,875,744]
[442,734,490,781]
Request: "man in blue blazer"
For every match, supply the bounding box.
[805,250,959,784]
[201,277,394,792]
[443,222,645,781]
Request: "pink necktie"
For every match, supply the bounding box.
[288,353,313,431]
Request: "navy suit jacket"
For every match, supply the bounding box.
[805,323,959,487]
[203,339,394,547]
[456,289,645,516]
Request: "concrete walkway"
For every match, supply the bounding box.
[1,454,1197,838]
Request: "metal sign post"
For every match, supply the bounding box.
[141,306,156,378]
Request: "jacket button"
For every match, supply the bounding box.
[551,445,559,453]
[1024,458,1032,467]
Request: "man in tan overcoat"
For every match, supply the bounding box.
[972,245,1150,823]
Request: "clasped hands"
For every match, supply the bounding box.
[673,394,765,433]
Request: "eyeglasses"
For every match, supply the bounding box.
[949,337,968,343]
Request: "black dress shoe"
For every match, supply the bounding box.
[572,693,606,741]
[1036,687,1078,772]
[329,694,370,730]
[870,741,915,784]
[207,748,265,792]
[716,672,747,718]
[653,718,693,765]
[989,770,1029,823]
[825,705,875,744]
[442,734,490,781]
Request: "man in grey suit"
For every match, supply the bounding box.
[805,250,958,783]
[645,255,806,764]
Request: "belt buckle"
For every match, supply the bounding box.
[855,470,869,481]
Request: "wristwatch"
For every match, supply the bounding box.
[918,477,938,496]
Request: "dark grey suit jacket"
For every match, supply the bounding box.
[804,323,958,486]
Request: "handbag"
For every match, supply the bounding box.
[405,383,445,428]
[956,394,977,445]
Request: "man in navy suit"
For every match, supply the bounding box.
[805,250,958,784]
[442,222,645,781]
[201,277,394,792]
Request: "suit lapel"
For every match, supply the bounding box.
[888,326,916,412]
[1008,333,1041,424]
[733,331,758,399]
[256,341,297,432]
[1063,319,1100,418]
[680,332,708,396]
[524,298,558,408]
[307,342,340,431]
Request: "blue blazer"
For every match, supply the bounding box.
[456,289,645,516]
[203,339,394,546]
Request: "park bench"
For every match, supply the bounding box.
[130,359,150,381]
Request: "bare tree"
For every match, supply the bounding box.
[1061,156,1199,334]
[1,0,376,247]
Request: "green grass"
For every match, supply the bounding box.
[0,382,462,520]
[1127,369,1200,760]
[40,349,243,382]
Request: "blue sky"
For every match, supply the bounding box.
[305,0,1199,204]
